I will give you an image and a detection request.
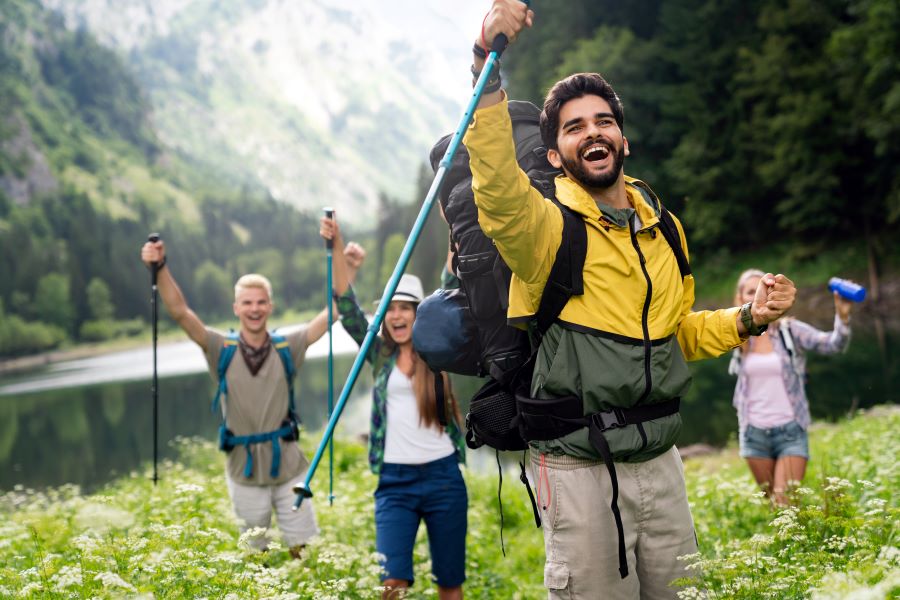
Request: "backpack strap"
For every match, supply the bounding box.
[212,332,240,415]
[270,332,297,418]
[534,201,587,338]
[778,320,802,378]
[657,207,691,279]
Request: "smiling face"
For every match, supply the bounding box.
[233,286,273,336]
[383,300,417,346]
[547,94,629,191]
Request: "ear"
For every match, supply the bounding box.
[547,148,562,169]
[233,301,239,317]
[623,137,630,157]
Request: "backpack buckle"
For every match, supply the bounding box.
[593,408,626,431]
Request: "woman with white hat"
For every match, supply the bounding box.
[320,215,467,600]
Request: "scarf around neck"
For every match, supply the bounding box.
[239,333,271,376]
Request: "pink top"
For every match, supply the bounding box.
[742,351,794,428]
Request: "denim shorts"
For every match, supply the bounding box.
[374,453,467,587]
[740,421,809,460]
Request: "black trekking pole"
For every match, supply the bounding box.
[293,18,520,510]
[148,232,161,486]
[324,207,335,506]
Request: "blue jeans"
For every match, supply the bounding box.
[374,454,467,587]
[740,421,810,460]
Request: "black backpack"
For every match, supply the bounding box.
[414,101,581,453]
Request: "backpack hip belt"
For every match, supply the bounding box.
[219,419,299,479]
[517,394,681,580]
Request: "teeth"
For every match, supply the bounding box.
[583,145,609,160]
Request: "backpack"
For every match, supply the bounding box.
[211,331,300,479]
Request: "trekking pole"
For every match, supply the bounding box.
[293,21,520,510]
[324,207,335,506]
[148,232,161,486]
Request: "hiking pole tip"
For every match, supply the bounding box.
[292,482,313,510]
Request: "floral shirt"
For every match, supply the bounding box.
[729,316,851,432]
[335,286,466,474]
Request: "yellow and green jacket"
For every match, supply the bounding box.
[464,97,744,462]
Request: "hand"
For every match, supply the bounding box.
[834,291,852,324]
[479,0,534,50]
[343,242,366,270]
[141,239,166,268]
[319,214,341,245]
[751,273,796,326]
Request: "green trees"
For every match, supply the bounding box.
[502,0,899,262]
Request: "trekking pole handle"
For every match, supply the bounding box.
[489,0,530,58]
[148,233,162,285]
[323,208,334,250]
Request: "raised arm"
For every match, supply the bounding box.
[304,230,367,345]
[473,0,534,110]
[140,240,207,350]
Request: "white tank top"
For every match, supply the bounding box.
[383,368,455,464]
[743,351,794,428]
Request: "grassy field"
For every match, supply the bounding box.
[1,407,897,599]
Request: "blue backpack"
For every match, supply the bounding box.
[211,331,300,479]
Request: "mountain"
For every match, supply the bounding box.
[39,0,485,221]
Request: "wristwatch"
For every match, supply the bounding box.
[741,302,768,336]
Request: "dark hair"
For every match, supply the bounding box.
[539,73,624,150]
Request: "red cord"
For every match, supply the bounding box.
[481,11,490,54]
[536,454,551,511]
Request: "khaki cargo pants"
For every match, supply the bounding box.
[531,446,697,599]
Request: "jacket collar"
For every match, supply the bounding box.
[553,174,662,231]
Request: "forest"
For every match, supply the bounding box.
[1,0,898,356]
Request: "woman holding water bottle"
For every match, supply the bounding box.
[728,270,856,505]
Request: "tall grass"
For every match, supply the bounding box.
[1,408,897,598]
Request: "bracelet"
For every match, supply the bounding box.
[471,63,502,93]
[472,42,487,59]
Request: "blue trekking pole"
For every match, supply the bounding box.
[293,19,519,510]
[324,207,336,506]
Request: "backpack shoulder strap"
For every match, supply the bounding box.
[658,207,692,279]
[627,179,691,279]
[270,331,297,416]
[212,332,240,415]
[778,320,801,377]
[534,200,587,338]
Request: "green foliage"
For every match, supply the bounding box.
[33,272,73,333]
[502,0,899,260]
[85,278,114,321]
[681,407,899,598]
[192,261,233,319]
[78,320,116,342]
[0,298,66,355]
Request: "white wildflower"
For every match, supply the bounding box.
[94,571,136,592]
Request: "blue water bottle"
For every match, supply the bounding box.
[828,277,866,302]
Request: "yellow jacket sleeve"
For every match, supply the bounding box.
[670,213,745,360]
[463,96,563,285]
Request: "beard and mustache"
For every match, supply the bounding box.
[558,137,626,190]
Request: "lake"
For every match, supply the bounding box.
[0,320,896,492]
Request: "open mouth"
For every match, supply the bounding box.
[582,143,611,162]
[390,323,409,335]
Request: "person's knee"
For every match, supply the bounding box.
[437,584,463,600]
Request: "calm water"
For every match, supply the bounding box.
[0,322,896,492]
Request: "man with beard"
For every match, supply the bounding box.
[463,1,797,598]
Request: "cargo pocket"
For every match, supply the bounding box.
[544,560,572,598]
